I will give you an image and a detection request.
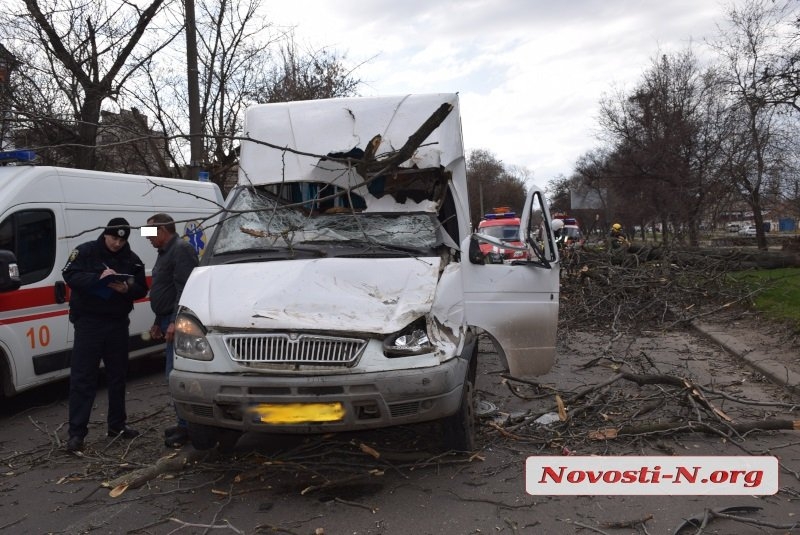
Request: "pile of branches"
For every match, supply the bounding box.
[557,243,789,331]
[492,368,800,457]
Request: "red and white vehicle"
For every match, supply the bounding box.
[476,208,529,262]
[0,160,223,396]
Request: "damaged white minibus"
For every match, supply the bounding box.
[169,93,560,451]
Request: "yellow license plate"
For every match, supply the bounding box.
[249,402,346,424]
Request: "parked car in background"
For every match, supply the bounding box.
[738,225,757,236]
[727,222,742,232]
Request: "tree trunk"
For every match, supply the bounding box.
[76,91,102,170]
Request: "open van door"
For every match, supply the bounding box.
[462,188,560,377]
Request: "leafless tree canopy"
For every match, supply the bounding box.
[0,0,362,190]
[1,0,174,169]
[560,0,800,248]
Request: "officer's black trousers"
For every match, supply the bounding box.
[68,316,130,440]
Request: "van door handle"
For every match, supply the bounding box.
[55,281,67,304]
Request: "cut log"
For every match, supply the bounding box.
[103,447,215,497]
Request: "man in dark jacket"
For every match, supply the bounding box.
[62,217,148,452]
[145,213,199,447]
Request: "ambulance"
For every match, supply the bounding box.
[476,207,529,262]
[168,93,561,452]
[0,158,224,396]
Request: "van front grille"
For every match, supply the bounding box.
[224,333,366,366]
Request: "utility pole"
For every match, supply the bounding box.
[185,0,202,180]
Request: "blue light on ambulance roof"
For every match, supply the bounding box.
[0,150,36,162]
[483,212,516,219]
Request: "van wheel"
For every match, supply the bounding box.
[187,422,222,450]
[441,376,476,452]
[217,429,242,453]
[187,423,242,452]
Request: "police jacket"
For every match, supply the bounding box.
[149,234,198,320]
[62,234,148,320]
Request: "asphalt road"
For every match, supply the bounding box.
[1,325,798,535]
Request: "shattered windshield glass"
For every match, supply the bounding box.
[212,186,441,255]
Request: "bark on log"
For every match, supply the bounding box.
[103,447,215,497]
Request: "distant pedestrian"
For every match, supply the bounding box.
[145,213,199,447]
[62,217,148,452]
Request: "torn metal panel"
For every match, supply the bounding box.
[238,94,466,215]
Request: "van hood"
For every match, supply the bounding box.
[180,257,442,334]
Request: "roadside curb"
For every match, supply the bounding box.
[692,321,800,394]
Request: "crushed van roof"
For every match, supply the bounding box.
[238,93,464,191]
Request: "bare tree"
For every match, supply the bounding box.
[0,0,176,169]
[466,149,527,229]
[253,36,361,104]
[712,0,796,250]
[595,50,731,245]
[546,174,572,216]
[127,1,361,193]
[755,1,800,113]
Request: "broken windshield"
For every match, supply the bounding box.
[212,186,441,255]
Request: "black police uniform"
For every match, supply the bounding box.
[62,230,148,444]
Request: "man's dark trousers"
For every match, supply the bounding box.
[68,315,130,439]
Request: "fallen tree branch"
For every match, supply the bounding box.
[103,447,216,496]
[591,419,799,440]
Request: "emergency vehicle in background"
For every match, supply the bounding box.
[0,153,224,396]
[552,214,584,246]
[476,207,529,262]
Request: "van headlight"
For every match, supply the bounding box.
[174,312,214,361]
[383,322,432,357]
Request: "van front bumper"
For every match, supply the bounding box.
[169,357,469,433]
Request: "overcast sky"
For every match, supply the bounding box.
[265,0,732,189]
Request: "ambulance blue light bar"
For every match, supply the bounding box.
[483,211,517,219]
[0,150,36,162]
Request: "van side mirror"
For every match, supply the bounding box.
[0,250,22,292]
[468,235,486,264]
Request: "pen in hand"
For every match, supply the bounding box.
[101,263,116,279]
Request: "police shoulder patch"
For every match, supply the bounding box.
[68,249,79,262]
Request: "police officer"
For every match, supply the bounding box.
[144,213,199,447]
[62,217,148,452]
